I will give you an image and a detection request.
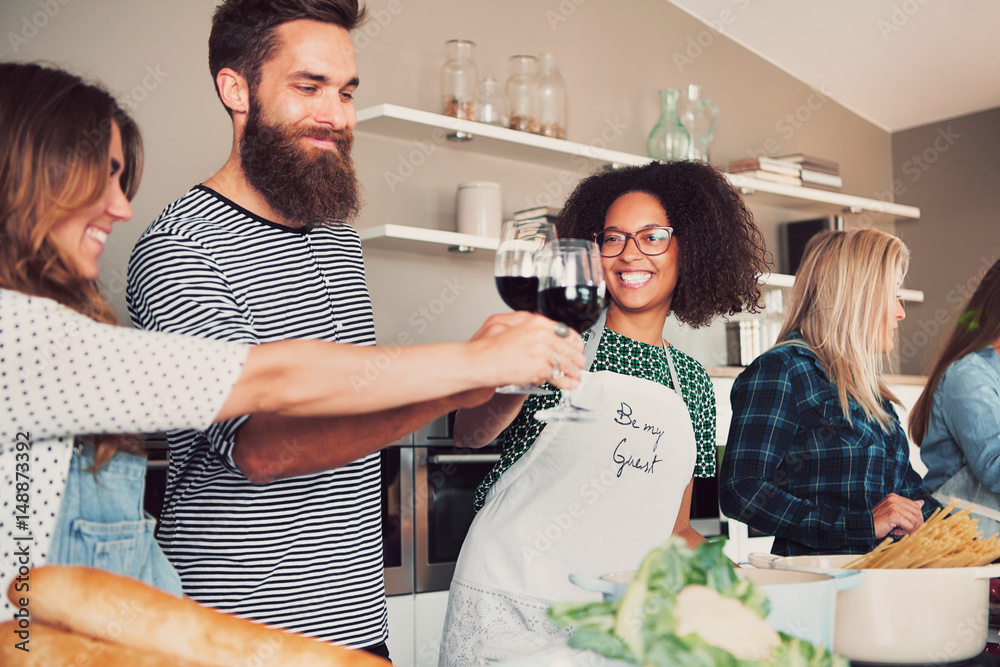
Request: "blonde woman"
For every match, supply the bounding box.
[719,229,940,556]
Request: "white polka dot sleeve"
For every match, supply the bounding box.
[0,289,249,438]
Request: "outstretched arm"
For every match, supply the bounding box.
[219,312,585,482]
[221,311,582,420]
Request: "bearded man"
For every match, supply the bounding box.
[126,0,447,658]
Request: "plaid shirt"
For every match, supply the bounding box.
[719,333,939,556]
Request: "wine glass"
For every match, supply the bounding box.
[533,239,606,422]
[494,217,558,394]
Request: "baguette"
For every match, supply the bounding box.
[0,620,213,666]
[7,566,391,667]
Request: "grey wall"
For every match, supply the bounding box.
[3,0,907,366]
[893,107,1000,375]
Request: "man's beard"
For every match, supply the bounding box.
[239,94,361,229]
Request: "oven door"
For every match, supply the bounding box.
[381,445,415,596]
[414,445,500,593]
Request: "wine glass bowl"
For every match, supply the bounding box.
[533,238,606,422]
[494,218,556,311]
[494,218,558,394]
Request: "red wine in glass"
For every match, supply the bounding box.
[496,276,540,312]
[537,285,603,333]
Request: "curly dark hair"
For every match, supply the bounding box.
[558,160,770,328]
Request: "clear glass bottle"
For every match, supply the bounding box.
[441,40,477,120]
[536,52,566,139]
[677,84,719,162]
[476,76,506,126]
[505,55,538,133]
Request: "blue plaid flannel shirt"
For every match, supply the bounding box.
[719,333,939,556]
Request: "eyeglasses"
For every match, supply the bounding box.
[592,226,674,258]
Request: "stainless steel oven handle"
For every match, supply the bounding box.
[427,453,501,464]
[146,460,169,470]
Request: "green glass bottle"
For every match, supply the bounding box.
[646,88,690,162]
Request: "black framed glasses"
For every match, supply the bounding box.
[593,226,674,258]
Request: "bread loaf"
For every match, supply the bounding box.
[7,566,391,667]
[0,620,212,666]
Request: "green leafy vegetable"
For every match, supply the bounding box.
[548,537,848,667]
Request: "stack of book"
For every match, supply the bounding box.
[726,157,803,187]
[512,206,560,224]
[775,154,843,191]
[727,154,844,192]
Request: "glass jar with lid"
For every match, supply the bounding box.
[505,55,539,133]
[441,39,477,120]
[536,52,566,139]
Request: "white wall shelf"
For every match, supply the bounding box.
[356,104,922,222]
[758,272,923,302]
[358,223,499,262]
[356,103,648,171]
[728,173,920,221]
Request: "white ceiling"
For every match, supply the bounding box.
[667,0,1000,132]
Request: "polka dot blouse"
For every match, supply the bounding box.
[474,326,718,510]
[0,289,248,616]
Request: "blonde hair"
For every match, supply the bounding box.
[776,228,908,430]
[0,62,145,467]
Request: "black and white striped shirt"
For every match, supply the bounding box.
[126,186,386,648]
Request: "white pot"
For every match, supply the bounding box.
[749,552,1000,664]
[569,567,862,650]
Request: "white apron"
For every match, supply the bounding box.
[439,312,697,667]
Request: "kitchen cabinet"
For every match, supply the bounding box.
[355,103,924,302]
[385,591,450,667]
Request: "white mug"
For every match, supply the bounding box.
[456,181,502,237]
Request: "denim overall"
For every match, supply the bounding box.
[48,444,183,596]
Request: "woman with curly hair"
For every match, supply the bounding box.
[719,229,941,557]
[439,160,769,666]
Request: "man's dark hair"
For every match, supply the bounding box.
[209,0,367,114]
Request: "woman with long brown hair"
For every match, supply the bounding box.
[911,259,1000,534]
[720,228,940,556]
[0,62,583,611]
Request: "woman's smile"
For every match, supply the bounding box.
[618,270,653,287]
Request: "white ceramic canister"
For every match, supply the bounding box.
[456,181,502,237]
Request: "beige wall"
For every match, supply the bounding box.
[893,107,1000,376]
[2,0,899,365]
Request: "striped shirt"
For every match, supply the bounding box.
[126,186,386,648]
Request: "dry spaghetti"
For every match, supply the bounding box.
[843,500,1000,569]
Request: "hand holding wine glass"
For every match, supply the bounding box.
[534,239,606,422]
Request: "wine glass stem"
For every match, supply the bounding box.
[560,385,579,411]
